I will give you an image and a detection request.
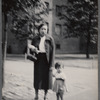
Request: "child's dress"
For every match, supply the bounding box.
[53,71,66,94]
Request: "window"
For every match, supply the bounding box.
[56,5,62,16]
[45,2,49,14]
[56,44,60,49]
[62,25,67,36]
[55,24,61,35]
[61,5,67,15]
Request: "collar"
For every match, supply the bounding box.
[40,35,46,40]
[45,34,51,41]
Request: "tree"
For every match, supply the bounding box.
[2,0,48,87]
[61,0,98,58]
[2,0,48,40]
[2,0,48,56]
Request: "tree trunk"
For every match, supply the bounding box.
[0,1,3,98]
[2,13,8,87]
[2,13,8,61]
[86,32,90,58]
[86,14,91,59]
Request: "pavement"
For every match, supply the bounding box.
[2,54,98,100]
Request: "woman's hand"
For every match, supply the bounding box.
[33,48,39,54]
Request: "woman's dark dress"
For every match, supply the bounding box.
[34,53,49,90]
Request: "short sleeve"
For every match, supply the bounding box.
[61,73,66,80]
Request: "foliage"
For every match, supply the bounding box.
[2,0,48,40]
[61,0,98,41]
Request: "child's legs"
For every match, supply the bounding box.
[59,92,64,100]
[56,93,60,100]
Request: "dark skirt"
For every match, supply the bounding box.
[34,53,49,90]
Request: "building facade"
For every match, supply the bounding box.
[52,0,80,54]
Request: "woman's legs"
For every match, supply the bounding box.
[59,92,64,100]
[44,90,48,100]
[35,89,38,99]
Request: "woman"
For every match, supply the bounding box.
[28,23,55,100]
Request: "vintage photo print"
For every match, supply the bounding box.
[1,0,98,100]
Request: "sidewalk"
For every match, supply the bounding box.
[6,54,98,69]
[6,54,98,59]
[2,56,98,100]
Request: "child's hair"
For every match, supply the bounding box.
[55,62,64,69]
[55,62,61,69]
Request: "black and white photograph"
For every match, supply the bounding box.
[1,0,98,100]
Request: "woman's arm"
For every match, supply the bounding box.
[49,36,55,69]
[28,44,36,50]
[28,43,39,54]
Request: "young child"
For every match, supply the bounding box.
[53,62,68,100]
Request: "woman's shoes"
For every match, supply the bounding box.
[44,97,48,100]
[34,97,38,100]
[34,96,48,100]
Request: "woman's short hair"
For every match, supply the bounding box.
[38,23,48,33]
